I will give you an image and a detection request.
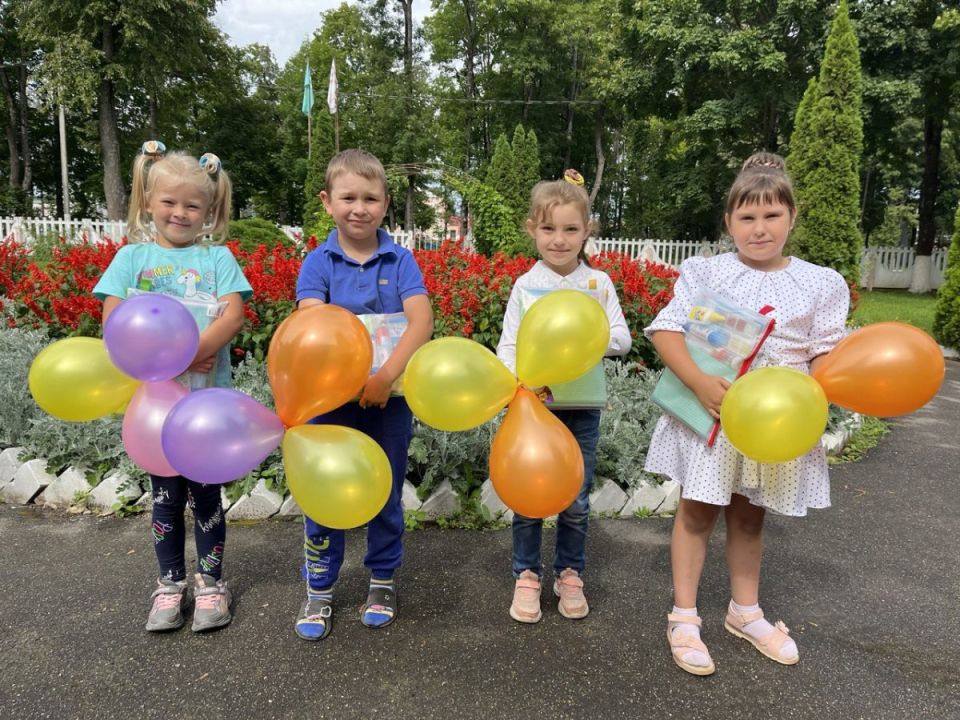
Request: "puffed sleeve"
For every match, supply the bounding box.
[809,268,850,358]
[599,272,631,356]
[643,256,708,338]
[496,282,523,375]
[92,244,134,300]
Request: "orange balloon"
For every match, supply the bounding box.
[489,388,584,519]
[813,322,945,416]
[267,305,373,426]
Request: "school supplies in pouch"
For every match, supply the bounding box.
[357,312,407,396]
[650,288,775,445]
[517,285,608,409]
[126,289,228,391]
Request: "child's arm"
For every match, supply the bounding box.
[189,292,245,373]
[101,296,123,325]
[600,274,631,357]
[359,293,433,409]
[652,329,731,419]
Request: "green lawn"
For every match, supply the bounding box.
[851,289,938,334]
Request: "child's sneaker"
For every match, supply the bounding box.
[553,568,589,619]
[145,578,188,632]
[191,573,232,632]
[509,570,542,623]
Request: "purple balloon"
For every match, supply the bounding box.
[122,380,189,476]
[161,388,285,485]
[104,294,200,381]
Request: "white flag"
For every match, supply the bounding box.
[327,58,338,115]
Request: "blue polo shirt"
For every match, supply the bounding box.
[296,228,427,313]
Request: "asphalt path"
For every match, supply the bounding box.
[2,361,957,720]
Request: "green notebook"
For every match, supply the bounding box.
[517,286,608,409]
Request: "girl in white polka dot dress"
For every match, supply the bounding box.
[644,153,850,675]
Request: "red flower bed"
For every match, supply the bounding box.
[2,236,674,366]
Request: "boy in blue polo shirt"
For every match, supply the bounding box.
[293,149,434,641]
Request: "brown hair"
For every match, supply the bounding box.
[724,152,796,217]
[128,151,232,242]
[527,177,595,266]
[324,148,389,196]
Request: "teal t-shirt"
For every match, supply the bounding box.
[93,243,252,388]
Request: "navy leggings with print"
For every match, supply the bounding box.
[150,475,226,582]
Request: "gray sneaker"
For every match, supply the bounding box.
[145,578,188,632]
[191,573,232,632]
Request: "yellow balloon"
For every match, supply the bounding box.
[29,337,140,422]
[283,424,392,530]
[720,367,828,464]
[404,337,518,431]
[516,290,610,388]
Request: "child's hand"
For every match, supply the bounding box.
[691,373,731,419]
[359,372,392,409]
[189,355,216,374]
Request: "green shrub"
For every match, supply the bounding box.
[228,218,295,255]
[933,205,960,350]
[0,325,48,447]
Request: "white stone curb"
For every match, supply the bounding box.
[36,466,91,508]
[589,480,628,516]
[419,478,459,518]
[88,472,142,512]
[226,479,283,520]
[1,458,56,504]
[0,446,26,488]
[621,482,667,516]
[479,478,513,523]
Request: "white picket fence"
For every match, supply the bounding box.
[1,215,948,288]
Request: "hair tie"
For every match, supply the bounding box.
[199,153,221,176]
[140,140,166,159]
[563,169,585,187]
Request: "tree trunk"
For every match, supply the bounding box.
[16,65,30,193]
[911,112,941,293]
[589,112,604,208]
[402,0,415,232]
[563,44,579,169]
[462,0,476,173]
[149,95,159,139]
[98,22,126,220]
[1,70,21,189]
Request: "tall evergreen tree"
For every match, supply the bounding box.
[933,203,960,350]
[787,0,864,285]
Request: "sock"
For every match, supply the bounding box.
[731,600,798,660]
[361,576,396,628]
[671,605,710,667]
[296,586,333,639]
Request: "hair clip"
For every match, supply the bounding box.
[563,169,585,187]
[140,140,166,159]
[199,153,221,176]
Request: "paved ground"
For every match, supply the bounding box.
[1,361,958,720]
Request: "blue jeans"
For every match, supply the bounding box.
[301,397,412,589]
[512,408,601,578]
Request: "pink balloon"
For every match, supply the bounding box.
[161,388,285,485]
[122,381,189,476]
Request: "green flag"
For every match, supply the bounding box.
[301,62,314,116]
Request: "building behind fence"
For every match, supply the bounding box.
[1,216,948,290]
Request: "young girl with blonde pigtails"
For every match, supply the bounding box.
[93,141,252,633]
[644,152,849,675]
[497,170,631,623]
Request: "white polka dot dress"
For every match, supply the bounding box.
[643,253,850,516]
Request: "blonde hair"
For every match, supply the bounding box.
[724,152,795,217]
[324,149,389,196]
[527,178,594,266]
[127,151,233,243]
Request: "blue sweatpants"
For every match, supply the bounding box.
[302,397,413,589]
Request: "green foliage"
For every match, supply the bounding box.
[228,218,294,255]
[0,326,48,447]
[933,205,960,350]
[827,415,889,465]
[443,173,528,256]
[787,0,864,285]
[407,418,500,502]
[484,125,541,228]
[236,299,295,364]
[595,360,663,490]
[230,355,286,498]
